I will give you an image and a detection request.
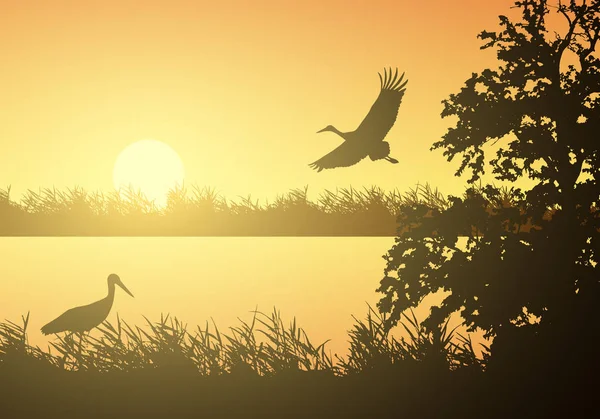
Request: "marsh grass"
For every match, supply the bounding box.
[2,307,587,419]
[338,305,487,374]
[0,182,524,236]
[0,306,484,376]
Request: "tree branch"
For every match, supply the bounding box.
[557,0,587,59]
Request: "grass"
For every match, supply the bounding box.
[0,307,493,418]
[3,305,591,418]
[0,306,484,376]
[0,182,523,236]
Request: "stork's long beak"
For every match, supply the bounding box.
[317,127,328,133]
[117,281,135,298]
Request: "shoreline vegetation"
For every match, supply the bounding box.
[0,309,491,418]
[0,183,554,236]
[0,309,590,418]
[0,308,483,377]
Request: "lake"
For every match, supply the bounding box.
[2,237,440,357]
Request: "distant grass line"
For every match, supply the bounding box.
[0,307,484,376]
[0,183,456,236]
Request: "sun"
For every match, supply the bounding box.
[113,139,185,208]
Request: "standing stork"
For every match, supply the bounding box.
[309,67,408,172]
[41,273,134,335]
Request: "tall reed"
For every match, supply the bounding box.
[0,306,485,376]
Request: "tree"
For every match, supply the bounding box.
[377,0,600,376]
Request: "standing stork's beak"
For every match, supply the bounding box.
[317,127,329,134]
[117,280,135,298]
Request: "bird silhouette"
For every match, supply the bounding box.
[309,67,408,172]
[41,273,134,335]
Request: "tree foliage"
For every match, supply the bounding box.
[378,0,600,371]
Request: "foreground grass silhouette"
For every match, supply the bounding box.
[0,308,593,418]
[0,308,484,418]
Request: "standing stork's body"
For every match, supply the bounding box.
[41,273,134,335]
[309,68,408,172]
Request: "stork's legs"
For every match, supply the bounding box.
[75,332,84,356]
[385,156,399,164]
[74,332,90,358]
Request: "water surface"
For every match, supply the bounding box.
[1,237,413,356]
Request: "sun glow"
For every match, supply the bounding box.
[112,139,185,208]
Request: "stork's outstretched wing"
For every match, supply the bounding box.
[355,68,408,142]
[308,141,368,172]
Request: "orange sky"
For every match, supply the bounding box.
[0,0,524,202]
[0,0,548,357]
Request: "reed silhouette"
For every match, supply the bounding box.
[0,183,560,236]
[0,307,484,418]
[309,67,407,172]
[41,274,134,335]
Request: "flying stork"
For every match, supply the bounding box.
[309,67,408,172]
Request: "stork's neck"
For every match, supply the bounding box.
[329,126,346,139]
[107,282,116,301]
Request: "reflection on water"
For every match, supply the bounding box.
[0,237,423,356]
